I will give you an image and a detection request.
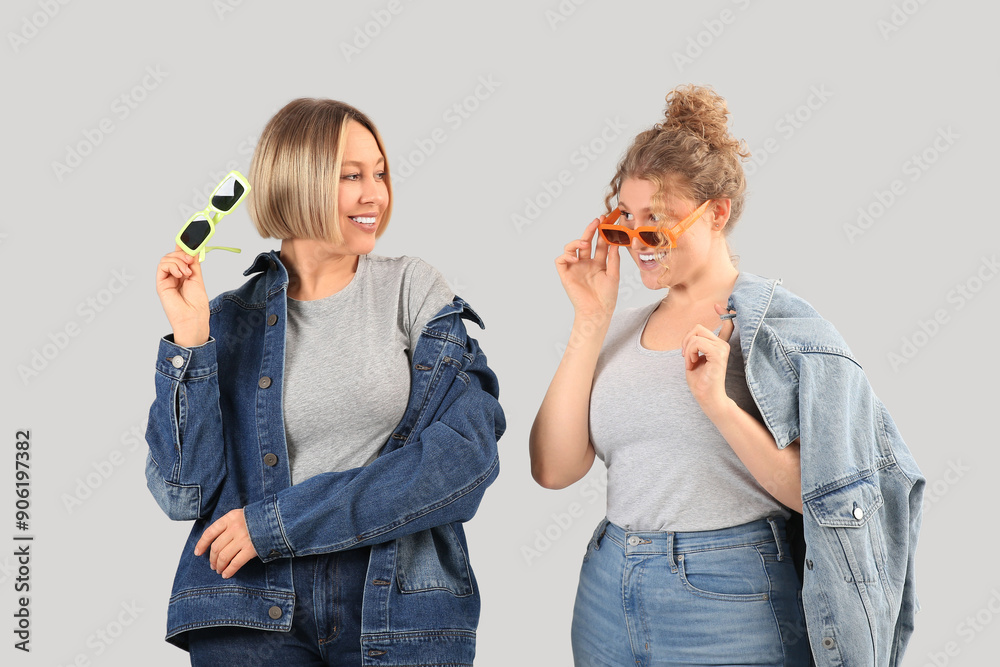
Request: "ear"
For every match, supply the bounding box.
[709,198,732,231]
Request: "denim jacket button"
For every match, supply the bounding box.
[259,376,272,389]
[267,313,278,326]
[267,606,282,619]
[268,549,280,558]
[171,355,184,369]
[806,559,814,570]
[822,637,835,649]
[853,506,864,520]
[263,453,278,466]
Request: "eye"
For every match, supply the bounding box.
[341,172,360,181]
[375,171,386,180]
[620,211,633,222]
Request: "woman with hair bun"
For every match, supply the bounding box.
[530,85,923,666]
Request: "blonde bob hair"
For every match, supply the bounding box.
[248,98,393,245]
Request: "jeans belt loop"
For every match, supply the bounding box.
[667,532,677,572]
[767,516,785,561]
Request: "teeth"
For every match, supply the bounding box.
[351,216,376,224]
[639,252,663,261]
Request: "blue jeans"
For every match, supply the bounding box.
[571,516,811,666]
[186,545,370,666]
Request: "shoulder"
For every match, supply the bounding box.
[207,272,268,314]
[364,253,447,286]
[749,274,854,359]
[606,300,658,340]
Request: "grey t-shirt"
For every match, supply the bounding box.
[281,253,454,486]
[589,300,791,531]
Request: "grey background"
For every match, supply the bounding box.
[2,0,997,664]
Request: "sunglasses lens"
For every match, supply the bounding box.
[639,231,666,246]
[211,177,245,212]
[181,216,211,249]
[601,229,631,245]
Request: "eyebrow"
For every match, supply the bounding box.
[619,200,678,218]
[341,158,385,167]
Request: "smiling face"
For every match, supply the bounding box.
[335,119,389,256]
[617,177,718,290]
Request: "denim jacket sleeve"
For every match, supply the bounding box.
[143,334,228,521]
[242,326,505,561]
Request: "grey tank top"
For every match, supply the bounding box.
[281,253,454,486]
[589,299,791,531]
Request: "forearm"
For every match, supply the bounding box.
[144,334,227,520]
[245,339,505,560]
[245,405,502,559]
[529,314,609,489]
[703,398,802,512]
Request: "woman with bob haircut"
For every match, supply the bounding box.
[530,84,923,666]
[145,98,504,666]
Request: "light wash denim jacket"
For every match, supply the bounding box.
[727,270,924,666]
[144,250,505,665]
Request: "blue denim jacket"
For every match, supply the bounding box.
[726,271,924,666]
[144,250,505,665]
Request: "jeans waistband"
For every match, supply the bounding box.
[593,515,789,562]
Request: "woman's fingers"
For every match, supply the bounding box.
[605,242,621,281]
[682,324,726,368]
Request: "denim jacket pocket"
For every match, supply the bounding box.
[806,474,890,588]
[395,524,474,597]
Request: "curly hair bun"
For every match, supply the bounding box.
[658,84,750,159]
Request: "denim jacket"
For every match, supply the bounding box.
[144,249,505,665]
[726,271,924,666]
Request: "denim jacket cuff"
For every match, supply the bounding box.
[244,496,292,562]
[156,334,218,381]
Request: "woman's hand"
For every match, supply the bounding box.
[194,508,259,578]
[156,244,210,347]
[682,303,736,414]
[555,215,621,322]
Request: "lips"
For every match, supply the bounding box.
[636,250,666,270]
[348,214,378,232]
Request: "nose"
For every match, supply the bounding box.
[630,236,645,252]
[359,176,385,205]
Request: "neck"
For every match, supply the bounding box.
[661,242,739,310]
[280,238,360,300]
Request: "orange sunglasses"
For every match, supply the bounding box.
[598,199,713,248]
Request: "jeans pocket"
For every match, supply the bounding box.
[395,524,474,597]
[582,519,609,564]
[677,545,771,602]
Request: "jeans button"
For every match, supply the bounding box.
[627,536,640,546]
[268,606,282,619]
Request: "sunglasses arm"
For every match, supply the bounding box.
[198,246,242,262]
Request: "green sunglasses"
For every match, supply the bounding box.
[175,170,251,262]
